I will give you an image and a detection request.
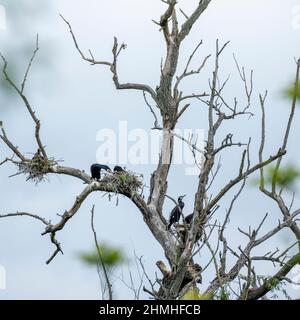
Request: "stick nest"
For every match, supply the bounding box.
[101,170,143,194]
[17,153,58,184]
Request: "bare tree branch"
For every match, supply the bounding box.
[90,205,113,300]
[247,253,300,300]
[178,0,212,42]
[0,212,50,226]
[60,15,158,103]
[0,52,47,159]
[209,149,286,212]
[272,58,300,193]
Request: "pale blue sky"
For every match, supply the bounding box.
[0,0,300,299]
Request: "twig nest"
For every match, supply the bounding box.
[101,170,143,194]
[17,152,58,184]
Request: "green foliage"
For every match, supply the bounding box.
[265,277,280,291]
[252,164,300,192]
[220,286,230,300]
[79,242,125,268]
[266,165,300,191]
[262,276,291,300]
[283,82,300,100]
[181,288,214,300]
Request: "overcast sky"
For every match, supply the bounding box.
[0,0,300,299]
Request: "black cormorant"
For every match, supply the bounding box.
[184,210,211,224]
[168,195,186,229]
[184,213,194,224]
[90,163,112,180]
[114,166,125,173]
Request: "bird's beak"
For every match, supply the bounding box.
[182,194,186,198]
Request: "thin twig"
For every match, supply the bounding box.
[90,205,113,300]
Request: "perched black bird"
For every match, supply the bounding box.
[184,210,211,224]
[114,166,125,173]
[90,164,112,180]
[168,195,186,230]
[184,213,194,224]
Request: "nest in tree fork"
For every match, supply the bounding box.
[17,153,58,184]
[100,170,143,195]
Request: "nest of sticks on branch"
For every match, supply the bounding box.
[16,151,58,184]
[100,170,143,195]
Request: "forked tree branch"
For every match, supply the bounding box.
[178,0,212,42]
[247,253,300,300]
[60,15,158,104]
[0,49,47,159]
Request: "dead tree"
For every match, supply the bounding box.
[1,1,299,300]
